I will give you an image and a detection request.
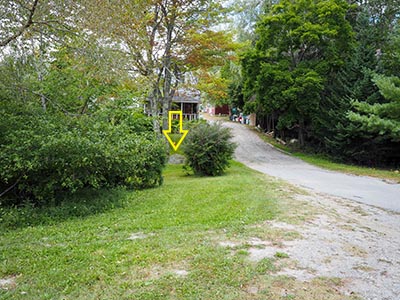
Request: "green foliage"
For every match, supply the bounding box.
[0,188,128,229]
[40,43,129,114]
[229,0,274,43]
[241,0,353,145]
[43,49,100,113]
[326,74,400,165]
[0,41,166,205]
[0,100,166,205]
[233,0,400,166]
[93,93,153,134]
[222,60,245,109]
[382,25,400,75]
[274,252,289,259]
[182,122,236,176]
[314,7,394,163]
[0,56,38,103]
[348,74,400,139]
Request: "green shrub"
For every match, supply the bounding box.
[182,122,236,176]
[0,101,166,205]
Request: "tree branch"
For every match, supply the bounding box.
[0,0,40,47]
[0,177,21,198]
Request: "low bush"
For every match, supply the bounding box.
[182,122,236,176]
[0,101,166,205]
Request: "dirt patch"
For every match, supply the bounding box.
[168,154,185,164]
[172,269,189,277]
[0,275,17,290]
[218,191,400,299]
[248,246,280,262]
[268,276,360,300]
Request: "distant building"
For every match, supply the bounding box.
[144,88,201,120]
[205,102,230,116]
[171,89,201,120]
[207,104,230,116]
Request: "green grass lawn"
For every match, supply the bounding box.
[254,129,400,183]
[0,162,356,300]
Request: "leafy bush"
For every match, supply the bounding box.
[182,122,236,176]
[0,188,129,230]
[0,101,166,205]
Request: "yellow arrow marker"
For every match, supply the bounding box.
[163,111,189,151]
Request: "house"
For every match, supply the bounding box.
[144,88,201,120]
[171,89,201,120]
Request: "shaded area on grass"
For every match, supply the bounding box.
[0,188,130,231]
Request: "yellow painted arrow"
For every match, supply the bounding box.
[162,111,189,151]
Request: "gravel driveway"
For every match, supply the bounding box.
[217,119,400,299]
[223,121,400,213]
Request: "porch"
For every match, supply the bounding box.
[172,89,201,120]
[172,102,199,121]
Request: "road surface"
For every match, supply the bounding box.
[223,121,400,212]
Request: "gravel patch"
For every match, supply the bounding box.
[279,193,400,300]
[168,154,185,164]
[217,193,400,299]
[239,193,400,299]
[248,246,280,262]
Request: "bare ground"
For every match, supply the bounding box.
[215,190,400,299]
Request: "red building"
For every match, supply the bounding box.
[208,104,230,115]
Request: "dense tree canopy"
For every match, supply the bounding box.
[2,0,400,204]
[226,0,400,166]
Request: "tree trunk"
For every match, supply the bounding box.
[38,27,46,111]
[161,19,175,131]
[150,88,161,133]
[40,93,46,111]
[298,120,305,146]
[162,97,171,130]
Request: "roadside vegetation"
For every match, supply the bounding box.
[211,0,400,169]
[255,129,400,183]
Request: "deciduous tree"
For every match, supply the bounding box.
[82,0,229,131]
[241,0,353,145]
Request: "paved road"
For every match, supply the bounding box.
[223,121,400,212]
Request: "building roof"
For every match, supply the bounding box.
[172,89,201,104]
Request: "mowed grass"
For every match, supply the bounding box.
[0,162,280,300]
[0,162,358,300]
